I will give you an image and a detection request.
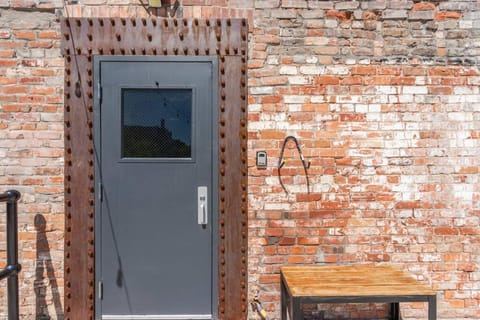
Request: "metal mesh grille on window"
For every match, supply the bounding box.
[122,89,192,158]
[123,121,191,158]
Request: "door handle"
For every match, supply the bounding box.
[197,186,208,226]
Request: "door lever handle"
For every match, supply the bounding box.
[201,203,206,225]
[198,186,208,226]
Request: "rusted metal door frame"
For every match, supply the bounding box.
[61,18,248,320]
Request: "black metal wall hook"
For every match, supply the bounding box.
[277,136,311,195]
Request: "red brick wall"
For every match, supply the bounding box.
[0,10,64,319]
[0,0,479,319]
[247,1,480,319]
[248,63,480,320]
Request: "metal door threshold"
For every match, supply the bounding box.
[102,315,212,319]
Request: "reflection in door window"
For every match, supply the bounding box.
[122,89,192,158]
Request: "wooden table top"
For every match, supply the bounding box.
[281,265,436,298]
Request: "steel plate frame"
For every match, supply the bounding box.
[62,18,248,320]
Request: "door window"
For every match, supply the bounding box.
[122,88,193,158]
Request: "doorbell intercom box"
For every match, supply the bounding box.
[256,151,267,168]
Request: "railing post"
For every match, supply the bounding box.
[3,190,21,320]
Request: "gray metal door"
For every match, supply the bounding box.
[94,57,218,320]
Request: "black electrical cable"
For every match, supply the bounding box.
[277,136,311,195]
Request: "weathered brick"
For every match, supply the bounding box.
[261,76,287,85]
[281,0,306,9]
[325,9,352,21]
[0,58,17,67]
[408,10,434,20]
[270,8,297,19]
[10,0,35,7]
[37,31,60,39]
[299,65,324,75]
[435,10,462,21]
[413,2,436,11]
[279,65,297,75]
[305,36,329,46]
[383,9,408,19]
[255,0,279,8]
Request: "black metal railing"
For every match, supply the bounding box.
[0,190,21,320]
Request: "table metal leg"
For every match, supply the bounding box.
[428,295,436,320]
[281,278,287,320]
[390,302,400,320]
[292,297,302,320]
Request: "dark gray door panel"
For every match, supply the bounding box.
[94,57,218,320]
